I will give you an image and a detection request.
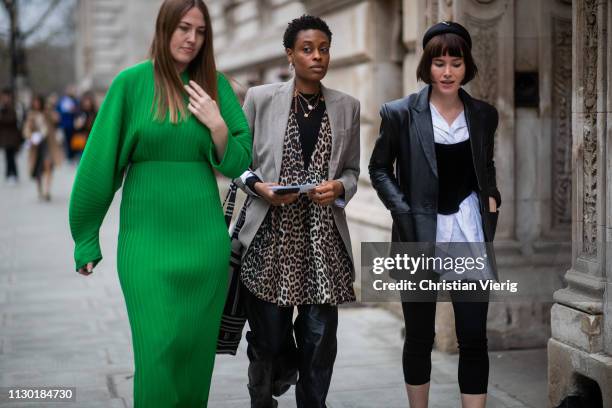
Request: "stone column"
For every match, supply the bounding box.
[548,0,612,406]
[539,0,573,242]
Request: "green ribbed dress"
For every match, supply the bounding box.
[69,60,252,407]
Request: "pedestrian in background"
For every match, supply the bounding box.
[369,21,501,408]
[72,92,98,156]
[68,0,252,406]
[56,85,78,162]
[45,93,62,139]
[0,88,22,185]
[45,93,63,162]
[22,95,62,201]
[236,15,360,408]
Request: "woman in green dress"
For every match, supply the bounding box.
[68,0,252,406]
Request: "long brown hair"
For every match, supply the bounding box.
[149,0,217,123]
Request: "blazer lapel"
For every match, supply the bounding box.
[321,83,343,178]
[271,80,294,179]
[412,86,438,178]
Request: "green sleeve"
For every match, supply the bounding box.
[69,71,133,270]
[207,73,252,178]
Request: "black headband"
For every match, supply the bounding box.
[422,21,472,50]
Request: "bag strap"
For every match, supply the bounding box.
[231,199,249,239]
[223,180,252,236]
[223,182,238,228]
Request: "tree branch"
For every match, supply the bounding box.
[30,18,72,44]
[0,0,13,21]
[21,0,62,40]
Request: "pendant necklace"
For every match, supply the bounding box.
[298,92,319,111]
[294,90,323,118]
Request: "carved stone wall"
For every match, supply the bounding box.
[465,16,499,104]
[539,0,572,240]
[581,0,598,258]
[551,17,572,229]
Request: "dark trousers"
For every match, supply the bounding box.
[401,293,489,394]
[244,287,338,408]
[4,147,18,179]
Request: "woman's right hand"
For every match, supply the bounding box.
[77,262,95,276]
[254,182,299,206]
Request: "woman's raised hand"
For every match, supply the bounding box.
[184,80,227,133]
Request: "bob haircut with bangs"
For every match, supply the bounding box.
[416,33,478,85]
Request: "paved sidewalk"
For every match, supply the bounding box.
[0,155,547,407]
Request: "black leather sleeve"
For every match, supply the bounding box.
[484,106,501,209]
[368,104,411,214]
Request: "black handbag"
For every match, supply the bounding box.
[216,182,250,355]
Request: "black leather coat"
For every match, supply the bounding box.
[369,85,501,244]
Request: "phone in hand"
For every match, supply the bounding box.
[271,186,300,195]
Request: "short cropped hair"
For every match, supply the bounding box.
[283,15,332,49]
[416,33,478,85]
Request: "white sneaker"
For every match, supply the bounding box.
[6,176,17,186]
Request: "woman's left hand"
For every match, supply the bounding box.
[184,81,226,132]
[309,180,344,206]
[489,196,497,212]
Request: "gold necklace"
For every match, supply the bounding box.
[294,90,322,118]
[297,92,319,110]
[297,95,320,117]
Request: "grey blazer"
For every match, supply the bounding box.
[235,80,360,277]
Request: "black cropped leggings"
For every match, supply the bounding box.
[401,297,489,394]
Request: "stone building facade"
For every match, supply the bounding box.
[547,0,612,405]
[75,0,164,92]
[75,0,612,405]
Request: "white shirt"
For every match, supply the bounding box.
[430,103,484,243]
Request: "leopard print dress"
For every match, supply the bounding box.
[240,110,356,306]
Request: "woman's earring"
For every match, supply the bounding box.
[289,62,294,71]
